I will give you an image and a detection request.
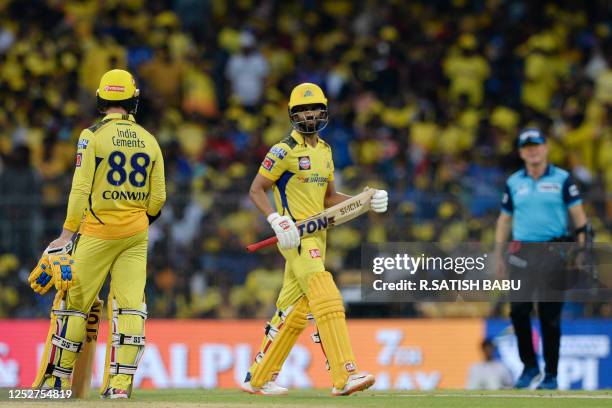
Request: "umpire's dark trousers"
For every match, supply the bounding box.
[507,240,569,376]
[510,301,563,375]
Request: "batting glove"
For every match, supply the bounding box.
[49,254,75,292]
[28,256,54,295]
[371,190,388,213]
[267,212,300,249]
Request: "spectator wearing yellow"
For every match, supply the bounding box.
[443,34,490,106]
[521,34,568,113]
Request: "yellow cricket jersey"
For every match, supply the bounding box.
[258,130,334,221]
[63,113,166,239]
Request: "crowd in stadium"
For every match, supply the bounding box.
[0,0,611,319]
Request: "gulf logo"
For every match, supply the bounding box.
[299,156,311,170]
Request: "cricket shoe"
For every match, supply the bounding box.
[332,373,375,396]
[241,380,288,395]
[514,366,542,389]
[101,387,129,399]
[536,374,558,390]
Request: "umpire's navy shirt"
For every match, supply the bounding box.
[501,164,582,241]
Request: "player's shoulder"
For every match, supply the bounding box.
[135,124,163,155]
[76,118,113,147]
[506,168,525,185]
[267,133,298,160]
[134,123,157,141]
[278,133,299,150]
[318,137,332,151]
[86,118,114,134]
[266,143,290,161]
[548,164,570,180]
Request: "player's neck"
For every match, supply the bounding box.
[105,107,129,115]
[526,162,547,180]
[302,133,318,148]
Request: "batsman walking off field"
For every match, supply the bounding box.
[244,83,388,395]
[29,69,166,399]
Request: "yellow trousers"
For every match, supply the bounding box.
[276,231,327,310]
[58,230,148,390]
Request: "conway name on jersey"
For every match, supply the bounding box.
[64,113,166,239]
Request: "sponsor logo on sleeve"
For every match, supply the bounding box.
[569,184,579,197]
[270,146,287,159]
[77,139,89,150]
[75,153,82,167]
[262,157,275,171]
[299,156,311,170]
[309,248,321,258]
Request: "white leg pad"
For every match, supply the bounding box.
[108,299,147,376]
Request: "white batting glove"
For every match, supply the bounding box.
[371,189,388,213]
[267,212,300,249]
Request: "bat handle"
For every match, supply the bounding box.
[246,236,279,253]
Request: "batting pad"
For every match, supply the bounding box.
[101,292,147,396]
[250,296,309,387]
[71,297,103,398]
[307,271,358,389]
[32,290,87,390]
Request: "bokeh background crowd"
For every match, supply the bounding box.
[0,0,611,320]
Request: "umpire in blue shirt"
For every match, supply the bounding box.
[494,128,588,390]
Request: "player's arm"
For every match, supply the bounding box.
[324,180,351,208]
[495,183,514,278]
[249,173,299,249]
[495,212,513,249]
[50,130,96,248]
[569,204,587,246]
[496,182,514,247]
[325,182,388,213]
[147,143,166,224]
[250,147,299,249]
[249,173,276,217]
[324,155,388,212]
[563,175,587,246]
[494,212,512,279]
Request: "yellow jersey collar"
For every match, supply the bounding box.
[291,129,322,147]
[102,113,136,122]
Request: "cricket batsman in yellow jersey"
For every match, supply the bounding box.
[28,69,166,399]
[243,83,388,396]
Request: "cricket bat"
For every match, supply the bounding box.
[71,297,103,398]
[247,188,376,252]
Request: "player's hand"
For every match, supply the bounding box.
[371,190,388,213]
[28,256,54,295]
[49,254,75,292]
[574,248,589,274]
[46,234,74,255]
[267,212,300,249]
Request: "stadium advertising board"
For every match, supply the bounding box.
[0,319,481,389]
[2,319,609,390]
[486,319,612,389]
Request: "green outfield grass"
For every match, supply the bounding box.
[1,389,612,408]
